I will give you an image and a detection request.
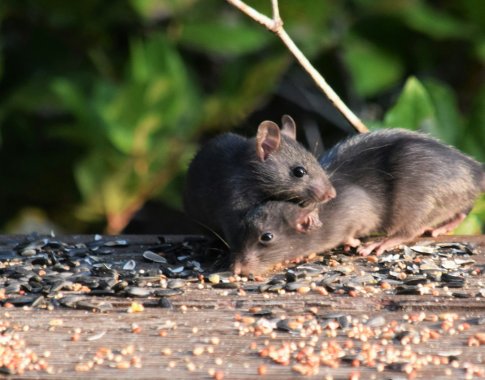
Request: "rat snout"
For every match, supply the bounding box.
[231,251,261,276]
[232,260,243,275]
[311,182,336,203]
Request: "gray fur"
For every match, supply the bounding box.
[183,116,335,247]
[322,129,485,239]
[231,185,378,275]
[232,128,485,275]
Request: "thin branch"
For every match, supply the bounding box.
[227,0,275,30]
[276,28,367,133]
[271,0,281,26]
[226,0,368,133]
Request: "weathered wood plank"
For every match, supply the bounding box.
[1,235,484,379]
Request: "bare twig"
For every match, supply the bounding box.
[271,0,281,25]
[226,0,368,133]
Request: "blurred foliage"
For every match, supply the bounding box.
[0,0,483,234]
[51,35,200,232]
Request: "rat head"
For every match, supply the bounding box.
[252,115,336,206]
[231,201,322,276]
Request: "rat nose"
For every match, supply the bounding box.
[313,184,336,202]
[323,185,336,201]
[232,261,242,275]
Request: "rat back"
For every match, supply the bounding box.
[321,128,485,241]
[183,133,251,240]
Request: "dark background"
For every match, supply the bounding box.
[0,0,484,235]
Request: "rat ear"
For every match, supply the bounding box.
[295,207,322,233]
[281,115,296,140]
[256,121,281,161]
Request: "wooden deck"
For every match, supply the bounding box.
[1,235,485,379]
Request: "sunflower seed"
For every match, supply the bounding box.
[143,251,167,263]
[410,245,436,254]
[158,298,173,309]
[167,279,185,289]
[125,287,152,297]
[123,260,136,270]
[87,331,107,341]
[152,289,184,297]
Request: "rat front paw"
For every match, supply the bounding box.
[358,237,407,256]
[357,241,381,256]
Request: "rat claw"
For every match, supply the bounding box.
[343,237,361,252]
[232,261,242,275]
[357,241,380,256]
[374,245,388,256]
[345,237,361,248]
[358,238,402,256]
[360,237,408,256]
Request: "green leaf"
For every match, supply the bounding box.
[343,36,403,97]
[422,79,463,145]
[283,0,337,55]
[461,85,485,162]
[51,80,90,125]
[74,148,140,221]
[468,86,485,144]
[453,195,485,235]
[52,79,112,146]
[364,120,387,131]
[403,1,471,39]
[74,150,113,220]
[130,0,196,20]
[178,21,272,56]
[453,213,483,235]
[99,35,200,154]
[384,77,438,134]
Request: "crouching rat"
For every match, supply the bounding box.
[232,128,485,275]
[183,115,336,247]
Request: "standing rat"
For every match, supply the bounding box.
[183,115,336,247]
[232,128,485,275]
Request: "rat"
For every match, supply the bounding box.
[232,128,485,275]
[231,185,379,275]
[183,115,336,247]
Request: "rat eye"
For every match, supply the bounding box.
[259,232,274,243]
[292,166,307,178]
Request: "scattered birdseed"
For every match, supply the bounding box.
[210,337,220,345]
[86,330,106,341]
[192,346,205,356]
[0,320,53,375]
[0,235,483,377]
[127,301,144,313]
[75,344,142,372]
